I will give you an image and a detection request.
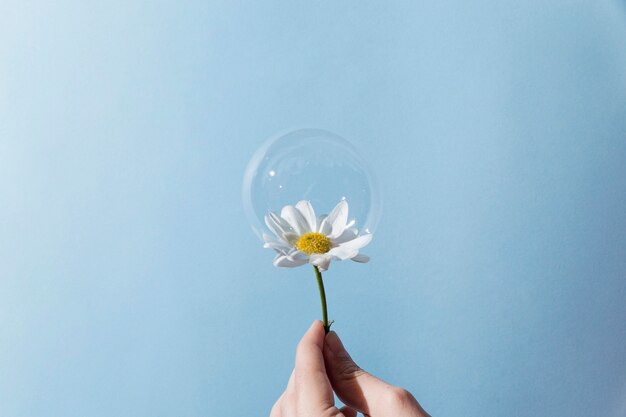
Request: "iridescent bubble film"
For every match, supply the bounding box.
[242,128,381,240]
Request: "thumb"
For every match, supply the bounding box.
[323,331,425,417]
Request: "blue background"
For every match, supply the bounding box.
[2,1,626,416]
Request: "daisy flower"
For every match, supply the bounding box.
[263,199,372,272]
[262,199,372,332]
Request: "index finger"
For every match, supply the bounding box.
[294,320,334,409]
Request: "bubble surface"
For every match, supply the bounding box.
[242,128,381,240]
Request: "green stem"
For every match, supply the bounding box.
[313,265,332,333]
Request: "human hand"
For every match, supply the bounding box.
[270,321,430,417]
[270,321,351,417]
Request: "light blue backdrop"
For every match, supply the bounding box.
[2,1,626,416]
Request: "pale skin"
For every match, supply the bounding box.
[270,321,431,417]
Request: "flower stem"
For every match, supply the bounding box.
[313,265,331,333]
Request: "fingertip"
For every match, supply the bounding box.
[295,320,327,370]
[302,320,324,342]
[324,330,346,357]
[310,320,324,332]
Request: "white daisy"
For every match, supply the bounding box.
[263,199,372,272]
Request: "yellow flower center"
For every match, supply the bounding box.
[296,232,332,255]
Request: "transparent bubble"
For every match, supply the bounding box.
[242,128,382,240]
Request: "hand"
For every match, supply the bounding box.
[270,321,430,417]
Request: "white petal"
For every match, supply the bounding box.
[317,215,332,235]
[263,238,292,254]
[328,246,359,260]
[351,254,370,263]
[286,249,308,261]
[274,254,309,268]
[264,213,282,238]
[265,212,292,239]
[281,205,311,235]
[309,254,332,272]
[332,227,358,244]
[263,232,287,245]
[325,200,349,238]
[282,232,300,246]
[295,200,317,233]
[336,233,372,251]
[271,211,292,231]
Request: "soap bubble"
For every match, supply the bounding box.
[242,128,381,241]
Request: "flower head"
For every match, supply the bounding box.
[263,199,371,272]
